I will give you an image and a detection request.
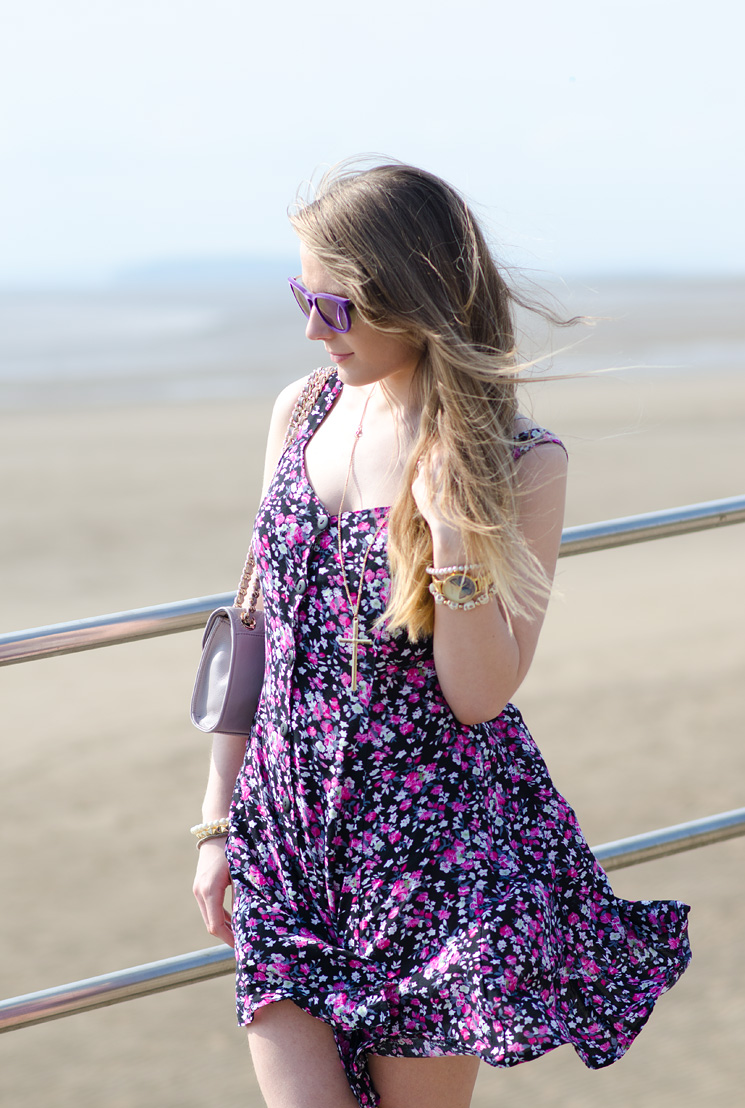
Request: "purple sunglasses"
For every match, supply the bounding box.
[288,277,354,333]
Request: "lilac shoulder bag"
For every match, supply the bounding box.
[190,366,334,737]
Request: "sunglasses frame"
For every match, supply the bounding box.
[288,277,354,334]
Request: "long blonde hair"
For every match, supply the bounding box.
[291,160,566,641]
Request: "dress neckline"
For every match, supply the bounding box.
[300,372,392,519]
[298,370,558,517]
[302,446,391,521]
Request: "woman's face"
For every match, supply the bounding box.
[298,247,421,390]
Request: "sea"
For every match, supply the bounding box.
[1,267,743,410]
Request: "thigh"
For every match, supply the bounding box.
[367,1053,480,1108]
[247,999,359,1108]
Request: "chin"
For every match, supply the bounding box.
[333,364,377,387]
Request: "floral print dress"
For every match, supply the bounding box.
[226,371,690,1106]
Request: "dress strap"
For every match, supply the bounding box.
[512,426,566,461]
[294,367,341,444]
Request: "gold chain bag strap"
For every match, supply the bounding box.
[190,366,335,736]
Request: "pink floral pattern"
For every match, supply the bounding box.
[226,372,690,1105]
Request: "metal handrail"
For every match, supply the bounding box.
[1,495,743,667]
[558,493,745,557]
[2,806,744,1034]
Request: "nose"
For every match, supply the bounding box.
[305,306,335,342]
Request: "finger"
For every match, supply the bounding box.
[197,896,234,947]
[193,876,233,938]
[214,912,235,949]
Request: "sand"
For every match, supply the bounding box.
[1,361,744,1106]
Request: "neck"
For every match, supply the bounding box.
[372,364,422,430]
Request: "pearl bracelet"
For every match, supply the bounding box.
[426,563,483,578]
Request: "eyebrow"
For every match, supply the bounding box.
[298,275,350,299]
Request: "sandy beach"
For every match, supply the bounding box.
[1,297,744,1104]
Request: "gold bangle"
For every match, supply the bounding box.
[195,832,229,850]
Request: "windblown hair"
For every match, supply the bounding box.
[290,160,566,641]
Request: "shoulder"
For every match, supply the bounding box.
[270,373,313,431]
[512,415,567,463]
[260,374,313,494]
[261,368,337,492]
[510,416,567,505]
[268,369,322,447]
[270,366,338,435]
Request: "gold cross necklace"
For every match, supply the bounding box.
[336,383,387,693]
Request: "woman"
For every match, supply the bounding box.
[193,162,690,1108]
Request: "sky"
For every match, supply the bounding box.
[1,0,743,284]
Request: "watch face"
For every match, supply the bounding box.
[442,573,477,602]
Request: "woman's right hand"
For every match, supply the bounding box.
[193,838,235,948]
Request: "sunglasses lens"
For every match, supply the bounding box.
[290,282,312,318]
[316,297,349,332]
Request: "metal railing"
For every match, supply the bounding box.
[2,804,744,1034]
[2,494,744,668]
[1,494,743,1036]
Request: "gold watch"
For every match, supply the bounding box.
[429,571,492,604]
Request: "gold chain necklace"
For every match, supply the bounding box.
[336,384,387,693]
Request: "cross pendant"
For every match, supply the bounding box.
[337,615,373,692]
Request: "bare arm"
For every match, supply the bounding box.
[192,732,248,947]
[192,375,309,943]
[415,442,568,725]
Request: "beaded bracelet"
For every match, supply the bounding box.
[426,563,483,578]
[429,581,499,610]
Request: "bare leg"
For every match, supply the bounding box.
[247,1000,359,1108]
[367,1054,480,1108]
